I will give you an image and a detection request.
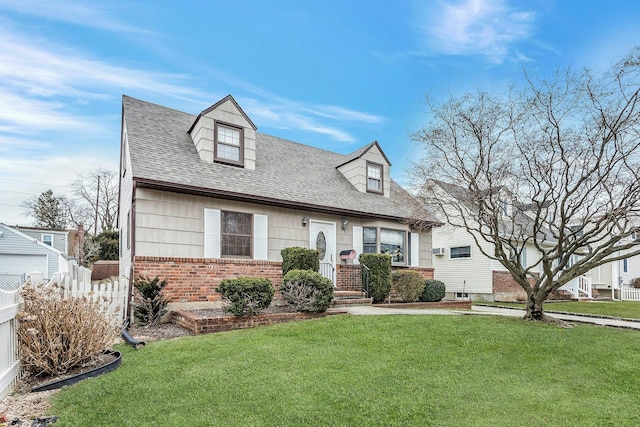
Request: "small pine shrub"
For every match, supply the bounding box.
[132,275,169,326]
[216,277,275,316]
[281,247,320,275]
[421,279,446,302]
[392,271,425,302]
[17,282,118,376]
[359,253,392,303]
[282,269,334,312]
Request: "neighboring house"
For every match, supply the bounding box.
[428,180,591,301]
[0,223,70,289]
[589,237,640,298]
[14,224,86,263]
[119,95,438,310]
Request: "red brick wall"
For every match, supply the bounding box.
[336,263,435,296]
[492,270,528,301]
[134,256,283,303]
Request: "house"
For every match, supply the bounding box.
[427,180,592,301]
[119,95,438,310]
[0,223,71,289]
[14,224,85,262]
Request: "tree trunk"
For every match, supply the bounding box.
[523,289,548,321]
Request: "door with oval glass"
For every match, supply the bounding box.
[309,220,336,286]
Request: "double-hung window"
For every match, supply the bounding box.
[214,122,244,166]
[362,227,406,264]
[366,162,383,194]
[42,234,53,246]
[363,227,377,253]
[221,211,252,257]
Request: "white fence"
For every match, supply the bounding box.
[44,271,127,326]
[620,286,640,301]
[0,288,21,400]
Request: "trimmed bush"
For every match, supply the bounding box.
[281,247,320,275]
[132,275,170,326]
[216,277,275,316]
[392,271,425,302]
[421,279,446,302]
[16,282,117,376]
[359,253,392,303]
[282,269,334,312]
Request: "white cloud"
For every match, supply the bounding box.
[418,0,536,63]
[0,0,151,34]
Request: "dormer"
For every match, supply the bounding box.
[337,141,392,198]
[188,95,258,170]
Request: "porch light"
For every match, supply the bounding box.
[341,219,348,231]
[302,217,308,227]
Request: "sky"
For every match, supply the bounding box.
[1,0,640,227]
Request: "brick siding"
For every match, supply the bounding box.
[134,256,283,303]
[492,270,528,302]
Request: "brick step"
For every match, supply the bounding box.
[332,297,373,306]
[334,289,367,298]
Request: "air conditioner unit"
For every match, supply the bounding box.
[432,247,446,256]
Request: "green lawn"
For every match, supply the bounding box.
[480,300,640,319]
[51,315,640,426]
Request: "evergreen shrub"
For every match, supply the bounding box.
[359,253,392,303]
[281,247,320,275]
[281,269,334,312]
[392,271,425,302]
[421,279,446,302]
[216,277,275,316]
[132,275,169,326]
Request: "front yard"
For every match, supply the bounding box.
[49,314,640,426]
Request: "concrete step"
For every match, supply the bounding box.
[334,289,367,298]
[332,297,373,306]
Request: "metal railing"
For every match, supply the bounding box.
[319,262,335,284]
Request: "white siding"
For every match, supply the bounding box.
[352,226,363,264]
[410,233,419,267]
[253,214,268,260]
[118,124,134,288]
[203,208,221,258]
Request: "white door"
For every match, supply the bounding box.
[309,220,336,286]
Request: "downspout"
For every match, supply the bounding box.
[125,180,137,318]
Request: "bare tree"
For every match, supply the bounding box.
[72,169,118,233]
[410,48,640,322]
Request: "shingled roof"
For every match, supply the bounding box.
[123,95,434,223]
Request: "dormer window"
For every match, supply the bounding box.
[367,162,383,194]
[215,122,244,166]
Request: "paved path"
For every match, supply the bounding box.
[334,304,640,330]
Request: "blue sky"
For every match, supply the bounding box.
[1,0,640,226]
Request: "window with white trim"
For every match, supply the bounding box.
[366,162,383,194]
[450,246,471,259]
[623,258,629,274]
[42,234,53,246]
[361,226,406,264]
[214,123,244,166]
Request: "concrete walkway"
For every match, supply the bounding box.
[334,304,640,331]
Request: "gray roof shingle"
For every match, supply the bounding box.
[123,95,431,222]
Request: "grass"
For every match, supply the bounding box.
[50,315,640,426]
[481,300,640,319]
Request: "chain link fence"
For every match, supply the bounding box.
[0,273,25,291]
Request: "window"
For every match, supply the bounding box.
[450,246,471,259]
[380,229,405,263]
[517,249,526,267]
[214,122,244,166]
[455,292,469,299]
[623,258,629,274]
[366,162,383,194]
[221,211,252,257]
[363,227,377,253]
[362,227,406,264]
[42,234,53,246]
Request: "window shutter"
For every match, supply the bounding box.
[253,214,268,260]
[204,208,221,258]
[410,232,419,267]
[352,226,363,265]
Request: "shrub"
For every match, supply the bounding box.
[16,282,118,376]
[216,277,275,316]
[392,271,425,302]
[132,275,170,326]
[281,269,334,312]
[359,253,392,303]
[421,279,446,302]
[631,277,640,289]
[281,247,320,275]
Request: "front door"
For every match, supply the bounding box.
[309,220,336,286]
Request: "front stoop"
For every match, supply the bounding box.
[332,289,373,306]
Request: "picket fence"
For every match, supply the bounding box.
[0,288,21,400]
[620,286,640,301]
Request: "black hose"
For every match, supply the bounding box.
[121,318,145,349]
